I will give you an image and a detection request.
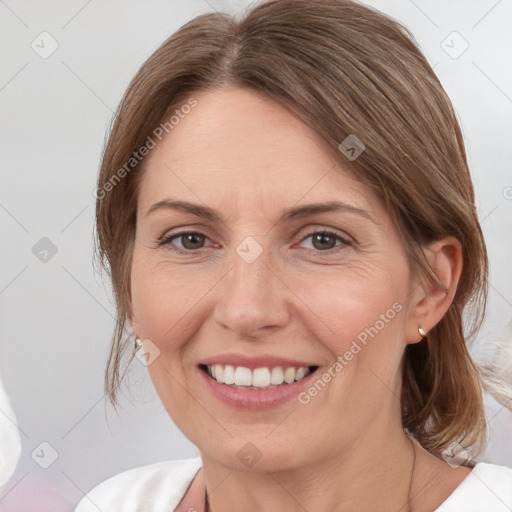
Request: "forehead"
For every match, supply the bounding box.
[137,86,381,220]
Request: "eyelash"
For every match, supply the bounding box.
[158,229,352,255]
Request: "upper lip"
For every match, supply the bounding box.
[200,353,318,370]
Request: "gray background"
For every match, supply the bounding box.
[1,0,511,510]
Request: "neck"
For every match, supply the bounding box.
[201,422,416,512]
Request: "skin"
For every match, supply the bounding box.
[130,86,472,512]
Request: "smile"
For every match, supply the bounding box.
[201,364,316,389]
[198,355,320,409]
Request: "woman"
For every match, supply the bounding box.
[75,0,512,510]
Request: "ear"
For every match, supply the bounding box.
[405,237,463,344]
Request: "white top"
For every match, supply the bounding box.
[0,374,22,491]
[74,457,512,512]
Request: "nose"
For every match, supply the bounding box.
[213,243,291,339]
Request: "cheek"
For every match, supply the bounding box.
[130,260,212,425]
[292,276,408,423]
[131,259,210,343]
[291,264,408,369]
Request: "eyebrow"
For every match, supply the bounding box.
[145,199,375,224]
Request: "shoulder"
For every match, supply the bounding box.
[74,456,202,512]
[0,375,22,488]
[435,462,512,511]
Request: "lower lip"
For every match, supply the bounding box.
[198,367,318,410]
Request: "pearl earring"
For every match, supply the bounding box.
[418,327,426,337]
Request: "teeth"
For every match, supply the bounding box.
[295,367,308,380]
[284,367,295,384]
[234,366,252,386]
[214,364,224,382]
[252,368,270,387]
[270,367,284,385]
[205,364,312,388]
[224,365,235,385]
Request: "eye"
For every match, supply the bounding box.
[159,231,212,253]
[158,229,352,255]
[299,230,352,252]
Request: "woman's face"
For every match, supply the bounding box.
[130,86,421,471]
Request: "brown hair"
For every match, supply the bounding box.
[95,0,493,460]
